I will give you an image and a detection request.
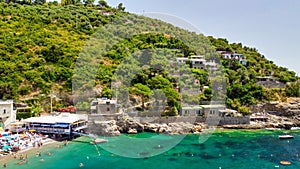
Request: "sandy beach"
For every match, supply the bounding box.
[0,138,60,167]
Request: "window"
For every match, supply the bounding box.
[3,109,6,115]
[107,107,110,111]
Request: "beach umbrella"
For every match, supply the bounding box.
[3,146,11,149]
[2,133,8,137]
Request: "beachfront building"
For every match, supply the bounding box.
[90,98,119,115]
[180,104,226,117]
[0,100,17,130]
[22,113,88,139]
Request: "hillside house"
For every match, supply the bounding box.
[218,51,247,65]
[190,55,206,69]
[176,55,219,70]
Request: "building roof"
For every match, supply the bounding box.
[96,98,117,104]
[22,113,87,124]
[219,109,238,113]
[176,57,188,60]
[0,100,13,105]
[190,55,205,59]
[182,105,226,109]
[200,104,226,109]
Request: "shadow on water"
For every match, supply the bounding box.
[198,153,218,160]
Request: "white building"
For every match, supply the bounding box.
[0,100,16,129]
[176,55,216,70]
[218,51,247,66]
[190,55,206,69]
[23,113,88,138]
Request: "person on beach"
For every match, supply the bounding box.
[3,162,6,168]
[64,140,68,146]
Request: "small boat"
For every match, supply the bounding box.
[290,127,300,130]
[280,161,291,165]
[278,135,294,139]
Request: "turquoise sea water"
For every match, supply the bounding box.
[5,130,300,169]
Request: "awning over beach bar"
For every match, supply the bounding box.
[22,113,88,139]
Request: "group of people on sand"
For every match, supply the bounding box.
[2,140,68,168]
[0,132,48,157]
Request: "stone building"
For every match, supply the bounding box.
[90,98,119,115]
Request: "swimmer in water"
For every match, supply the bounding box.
[79,163,84,167]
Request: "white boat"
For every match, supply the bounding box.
[290,127,300,130]
[278,135,294,139]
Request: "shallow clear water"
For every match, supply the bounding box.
[5,130,300,169]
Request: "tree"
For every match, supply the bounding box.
[98,0,109,7]
[117,3,125,11]
[130,83,151,110]
[34,0,45,4]
[147,76,172,89]
[165,106,178,116]
[61,0,74,5]
[83,0,95,5]
[286,82,300,97]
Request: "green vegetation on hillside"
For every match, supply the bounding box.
[0,2,298,116]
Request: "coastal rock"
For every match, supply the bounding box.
[88,120,121,136]
[144,123,159,133]
[117,119,144,133]
[166,122,194,134]
[191,123,203,133]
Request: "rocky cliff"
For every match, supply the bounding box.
[88,118,204,136]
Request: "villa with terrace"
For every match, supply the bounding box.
[217,51,247,65]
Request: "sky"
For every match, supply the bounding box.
[106,0,300,75]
